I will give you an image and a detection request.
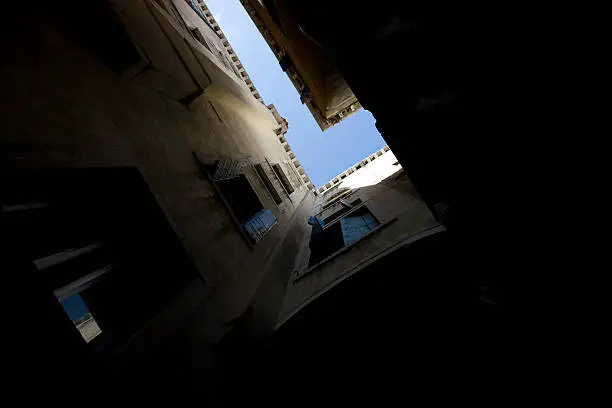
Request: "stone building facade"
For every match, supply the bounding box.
[190,0,264,104]
[240,0,361,130]
[0,0,314,400]
[191,0,314,191]
[0,2,447,404]
[278,148,443,326]
[268,103,314,191]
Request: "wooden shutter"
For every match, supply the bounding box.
[254,164,283,204]
[272,163,295,194]
[243,209,277,242]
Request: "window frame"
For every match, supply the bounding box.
[321,200,367,230]
[198,157,277,246]
[306,204,387,269]
[300,214,398,279]
[1,167,202,354]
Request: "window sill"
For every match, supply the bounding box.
[293,217,398,282]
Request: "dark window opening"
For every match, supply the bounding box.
[254,164,282,204]
[216,175,263,224]
[278,55,293,72]
[308,206,379,266]
[271,163,295,194]
[214,174,277,243]
[308,222,344,266]
[189,27,210,51]
[321,198,363,224]
[66,0,143,74]
[194,157,277,243]
[1,168,201,353]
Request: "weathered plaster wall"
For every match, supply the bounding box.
[0,1,308,358]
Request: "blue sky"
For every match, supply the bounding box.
[205,0,387,188]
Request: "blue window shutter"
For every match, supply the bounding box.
[340,214,378,246]
[242,209,277,242]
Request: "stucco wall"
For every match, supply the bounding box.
[0,2,308,359]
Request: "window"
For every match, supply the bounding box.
[254,164,283,204]
[187,0,207,20]
[216,176,264,224]
[204,159,277,243]
[1,168,200,353]
[271,163,295,195]
[322,187,352,208]
[71,0,144,75]
[60,293,102,343]
[32,241,111,344]
[322,199,362,224]
[309,206,380,266]
[308,221,344,266]
[340,207,379,245]
[189,27,210,51]
[308,206,379,266]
